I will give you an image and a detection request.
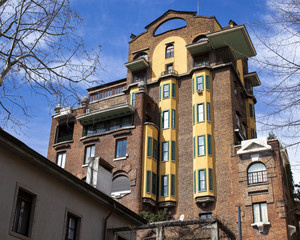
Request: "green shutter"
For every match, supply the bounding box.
[207,102,211,121]
[161,112,164,129]
[152,173,157,195]
[171,174,175,196]
[153,139,158,160]
[147,137,152,157]
[171,141,175,161]
[194,170,196,193]
[206,75,210,90]
[129,94,131,106]
[192,78,194,93]
[208,134,212,155]
[160,175,164,196]
[146,171,151,193]
[209,169,213,191]
[172,83,175,98]
[193,105,195,124]
[172,110,175,128]
[193,137,195,158]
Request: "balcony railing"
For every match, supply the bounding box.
[161,69,178,76]
[248,171,267,184]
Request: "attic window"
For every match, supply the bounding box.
[154,18,186,36]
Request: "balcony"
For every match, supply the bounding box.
[161,69,178,76]
[125,58,149,72]
[186,40,211,56]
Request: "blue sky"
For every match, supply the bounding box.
[5,0,299,182]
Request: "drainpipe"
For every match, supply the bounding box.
[103,202,115,240]
[238,206,242,240]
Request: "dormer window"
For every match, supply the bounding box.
[166,44,174,58]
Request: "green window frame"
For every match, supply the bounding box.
[249,103,253,117]
[162,110,169,129]
[159,86,161,101]
[193,105,195,124]
[196,76,204,90]
[171,174,175,196]
[172,83,176,98]
[209,168,213,191]
[153,139,158,160]
[147,137,152,157]
[161,175,169,197]
[197,103,205,122]
[171,141,175,161]
[198,169,206,192]
[163,83,170,99]
[194,170,196,193]
[146,171,151,193]
[206,75,210,90]
[161,141,169,162]
[207,102,211,121]
[207,134,212,155]
[172,110,175,128]
[152,172,157,195]
[197,135,206,156]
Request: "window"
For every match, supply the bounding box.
[194,171,196,193]
[166,44,174,58]
[248,163,267,184]
[171,141,175,161]
[146,171,151,193]
[171,174,175,196]
[153,139,158,160]
[197,135,205,156]
[196,76,204,91]
[206,75,210,90]
[198,169,206,192]
[166,63,173,71]
[57,151,66,168]
[253,203,268,223]
[12,188,35,237]
[147,137,152,157]
[199,213,212,220]
[172,83,176,97]
[131,92,136,106]
[152,173,157,195]
[193,105,195,124]
[111,175,131,198]
[249,103,254,117]
[197,103,204,122]
[163,84,170,98]
[171,110,175,128]
[65,213,80,240]
[56,122,74,143]
[115,139,127,158]
[194,54,209,67]
[133,70,146,82]
[251,128,255,139]
[207,102,211,121]
[161,175,169,197]
[84,145,95,165]
[161,141,169,162]
[193,137,195,158]
[162,110,169,129]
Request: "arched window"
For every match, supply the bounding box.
[133,52,148,61]
[111,175,131,199]
[193,35,208,43]
[248,162,267,185]
[166,44,174,59]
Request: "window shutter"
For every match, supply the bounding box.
[159,86,161,101]
[209,168,213,191]
[146,171,151,193]
[206,75,210,90]
[192,78,194,93]
[152,173,157,195]
[207,102,211,121]
[194,170,196,193]
[208,134,212,155]
[171,174,175,196]
[147,137,152,157]
[171,141,175,161]
[193,105,195,124]
[172,83,175,97]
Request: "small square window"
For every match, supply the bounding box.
[196,76,204,91]
[65,212,81,240]
[163,84,170,99]
[166,63,173,72]
[115,138,127,158]
[57,151,66,168]
[84,145,95,165]
[11,188,35,237]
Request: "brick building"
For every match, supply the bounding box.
[47,10,298,239]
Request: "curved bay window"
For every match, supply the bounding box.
[165,44,174,58]
[248,162,267,185]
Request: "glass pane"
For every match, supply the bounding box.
[253,204,260,223]
[261,203,268,222]
[122,140,127,157]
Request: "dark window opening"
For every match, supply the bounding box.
[12,189,35,237]
[56,123,74,143]
[199,213,212,220]
[166,44,174,59]
[65,213,80,240]
[133,70,146,82]
[194,54,209,67]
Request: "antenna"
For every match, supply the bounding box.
[197,0,200,15]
